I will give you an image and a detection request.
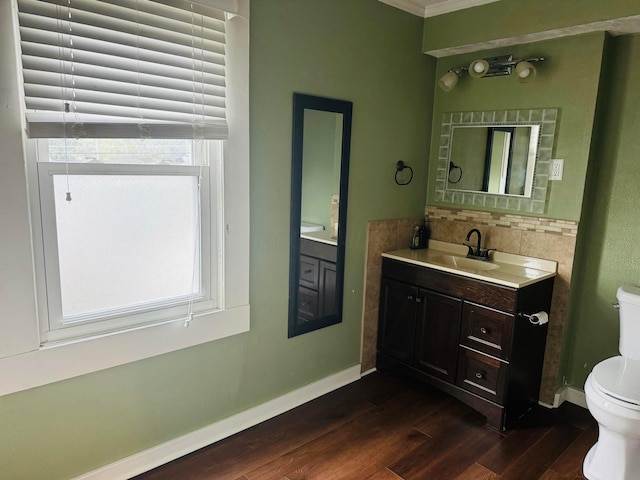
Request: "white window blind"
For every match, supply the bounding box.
[17,0,229,139]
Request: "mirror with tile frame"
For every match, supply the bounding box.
[434,108,558,213]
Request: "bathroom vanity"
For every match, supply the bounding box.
[297,236,338,325]
[377,240,556,430]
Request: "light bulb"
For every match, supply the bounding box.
[515,61,536,83]
[468,59,489,78]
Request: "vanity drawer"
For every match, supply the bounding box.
[456,347,507,404]
[299,255,320,290]
[298,286,319,320]
[460,302,514,360]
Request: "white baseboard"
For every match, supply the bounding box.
[551,385,569,408]
[548,385,587,409]
[72,365,362,480]
[360,367,377,377]
[566,386,588,408]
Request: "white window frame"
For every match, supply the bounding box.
[0,0,250,397]
[32,140,221,344]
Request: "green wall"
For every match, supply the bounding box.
[562,34,640,388]
[427,33,606,221]
[0,1,433,479]
[423,0,640,53]
[422,0,640,394]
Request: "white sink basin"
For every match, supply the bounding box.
[432,254,500,271]
[381,240,558,288]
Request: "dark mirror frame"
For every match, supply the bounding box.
[288,93,353,338]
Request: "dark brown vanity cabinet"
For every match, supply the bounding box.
[377,257,554,430]
[298,238,337,324]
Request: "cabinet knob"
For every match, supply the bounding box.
[415,297,422,303]
[407,295,413,300]
[480,327,488,334]
[475,372,485,380]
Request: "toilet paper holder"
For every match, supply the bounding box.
[518,311,549,326]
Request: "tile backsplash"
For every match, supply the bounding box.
[361,206,579,405]
[426,206,577,237]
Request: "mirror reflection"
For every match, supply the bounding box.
[300,109,343,243]
[289,94,352,338]
[447,125,540,197]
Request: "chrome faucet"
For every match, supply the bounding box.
[464,228,491,260]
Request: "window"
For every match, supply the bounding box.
[0,0,249,395]
[35,138,219,343]
[16,0,236,344]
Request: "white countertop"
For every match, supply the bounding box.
[382,240,557,288]
[301,230,338,246]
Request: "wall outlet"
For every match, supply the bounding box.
[550,158,564,180]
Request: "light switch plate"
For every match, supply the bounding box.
[550,159,564,180]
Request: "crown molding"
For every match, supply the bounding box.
[424,0,500,18]
[378,0,500,18]
[378,0,426,17]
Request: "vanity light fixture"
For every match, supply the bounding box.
[439,54,545,91]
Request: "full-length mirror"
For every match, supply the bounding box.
[434,109,557,213]
[288,93,352,338]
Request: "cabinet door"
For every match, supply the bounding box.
[378,278,419,364]
[415,290,462,383]
[319,260,337,317]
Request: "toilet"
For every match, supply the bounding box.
[583,285,640,480]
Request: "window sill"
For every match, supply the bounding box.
[0,305,250,397]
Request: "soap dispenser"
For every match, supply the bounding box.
[421,219,431,248]
[411,226,421,249]
[410,220,431,250]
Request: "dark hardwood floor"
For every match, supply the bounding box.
[133,372,596,480]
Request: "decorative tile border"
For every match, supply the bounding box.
[426,205,578,237]
[434,108,558,214]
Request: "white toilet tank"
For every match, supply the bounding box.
[617,285,640,360]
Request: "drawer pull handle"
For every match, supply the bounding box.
[407,295,413,300]
[480,327,488,334]
[304,269,313,274]
[415,298,422,303]
[475,372,485,380]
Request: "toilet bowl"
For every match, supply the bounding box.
[583,286,640,480]
[583,357,640,480]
